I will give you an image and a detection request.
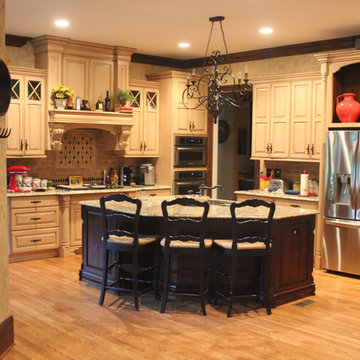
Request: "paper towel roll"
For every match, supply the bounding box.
[300,171,309,196]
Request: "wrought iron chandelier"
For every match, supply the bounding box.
[183,16,252,124]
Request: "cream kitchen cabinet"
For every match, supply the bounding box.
[9,196,60,258]
[125,80,159,157]
[175,78,207,135]
[6,67,46,157]
[289,80,323,160]
[62,55,114,107]
[252,82,291,159]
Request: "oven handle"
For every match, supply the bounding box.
[175,147,204,151]
[175,181,205,186]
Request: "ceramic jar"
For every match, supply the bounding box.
[336,93,360,123]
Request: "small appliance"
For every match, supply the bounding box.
[121,166,133,186]
[138,164,155,185]
[7,165,30,192]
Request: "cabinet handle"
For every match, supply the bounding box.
[140,142,143,151]
[25,139,28,150]
[143,142,147,150]
[311,144,314,155]
[191,122,195,130]
[31,217,41,221]
[269,143,273,153]
[266,144,270,153]
[20,140,23,150]
[30,200,41,204]
[30,239,41,243]
[306,144,310,154]
[189,122,192,131]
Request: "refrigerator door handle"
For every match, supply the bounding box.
[356,137,360,218]
[351,138,358,211]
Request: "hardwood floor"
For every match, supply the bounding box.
[3,255,360,360]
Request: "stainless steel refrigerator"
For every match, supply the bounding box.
[324,129,360,275]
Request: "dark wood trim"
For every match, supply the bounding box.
[132,35,360,69]
[131,53,185,68]
[0,315,14,357]
[5,34,32,47]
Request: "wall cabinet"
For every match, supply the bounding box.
[252,82,290,158]
[126,80,159,157]
[6,67,46,157]
[175,78,207,135]
[289,80,323,160]
[9,196,60,256]
[251,75,322,161]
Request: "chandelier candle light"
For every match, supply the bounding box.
[183,16,252,123]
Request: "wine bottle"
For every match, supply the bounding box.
[104,90,111,112]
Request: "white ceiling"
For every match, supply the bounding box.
[5,0,360,59]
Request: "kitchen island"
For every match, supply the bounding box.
[80,196,318,307]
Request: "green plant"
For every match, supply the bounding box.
[115,89,133,103]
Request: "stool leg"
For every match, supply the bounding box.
[199,250,206,316]
[264,253,271,315]
[153,245,161,300]
[133,249,139,311]
[160,248,170,314]
[227,253,237,318]
[99,247,109,305]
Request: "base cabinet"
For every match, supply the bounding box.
[9,196,60,260]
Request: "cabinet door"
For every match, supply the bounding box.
[63,55,89,100]
[24,76,45,156]
[289,81,312,159]
[190,109,207,134]
[143,89,159,155]
[252,84,270,158]
[270,82,290,158]
[89,59,114,107]
[311,80,323,160]
[126,87,143,155]
[175,108,191,134]
[6,76,23,156]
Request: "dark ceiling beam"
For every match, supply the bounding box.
[6,34,32,47]
[130,53,185,68]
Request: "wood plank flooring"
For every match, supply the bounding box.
[3,255,360,360]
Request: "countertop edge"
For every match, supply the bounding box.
[234,190,319,203]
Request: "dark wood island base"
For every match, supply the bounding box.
[79,200,316,308]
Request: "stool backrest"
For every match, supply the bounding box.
[161,197,209,248]
[230,199,275,251]
[100,193,142,247]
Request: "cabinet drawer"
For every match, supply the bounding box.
[276,198,318,210]
[11,195,59,209]
[11,228,60,253]
[11,206,60,231]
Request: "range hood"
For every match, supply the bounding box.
[48,109,134,150]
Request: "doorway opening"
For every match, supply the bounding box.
[217,93,254,199]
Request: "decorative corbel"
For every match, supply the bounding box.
[49,124,65,150]
[117,126,132,150]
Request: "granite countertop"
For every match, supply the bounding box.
[234,189,319,203]
[7,185,171,197]
[80,195,318,220]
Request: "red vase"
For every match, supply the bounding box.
[336,93,360,123]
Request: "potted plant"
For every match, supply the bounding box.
[51,86,74,109]
[115,89,133,108]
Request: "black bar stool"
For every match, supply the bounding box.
[98,193,159,310]
[213,199,275,317]
[160,197,211,315]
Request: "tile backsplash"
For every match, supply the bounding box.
[264,160,319,184]
[7,129,154,184]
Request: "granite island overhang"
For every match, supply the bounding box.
[79,196,318,307]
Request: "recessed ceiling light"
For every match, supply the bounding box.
[259,27,273,34]
[54,19,69,27]
[178,42,190,48]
